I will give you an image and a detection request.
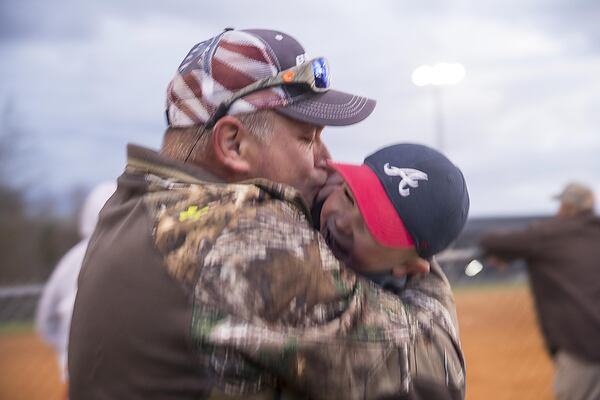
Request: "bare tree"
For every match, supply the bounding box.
[0,99,79,285]
[0,98,39,283]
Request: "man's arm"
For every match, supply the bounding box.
[184,201,464,399]
[480,225,543,262]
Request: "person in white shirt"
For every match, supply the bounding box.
[36,181,116,380]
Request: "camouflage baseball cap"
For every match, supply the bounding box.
[553,182,595,211]
[165,28,376,128]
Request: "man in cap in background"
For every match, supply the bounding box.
[69,28,464,399]
[480,182,600,400]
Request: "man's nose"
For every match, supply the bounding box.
[313,135,331,169]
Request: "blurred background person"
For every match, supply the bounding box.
[35,182,116,384]
[479,182,600,400]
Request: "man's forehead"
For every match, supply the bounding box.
[273,110,323,131]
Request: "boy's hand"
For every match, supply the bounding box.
[392,257,430,277]
[484,255,510,271]
[316,171,344,205]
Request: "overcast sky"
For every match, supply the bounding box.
[1,0,599,217]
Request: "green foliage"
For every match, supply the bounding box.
[0,322,34,336]
[0,181,80,285]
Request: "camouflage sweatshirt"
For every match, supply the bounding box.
[69,145,465,400]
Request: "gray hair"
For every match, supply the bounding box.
[165,110,275,158]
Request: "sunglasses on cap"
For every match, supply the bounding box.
[205,57,331,129]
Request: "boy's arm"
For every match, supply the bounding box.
[188,205,465,399]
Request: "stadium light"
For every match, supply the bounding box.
[411,63,466,87]
[411,63,465,151]
[465,259,484,277]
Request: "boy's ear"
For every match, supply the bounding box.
[211,116,253,174]
[392,256,430,277]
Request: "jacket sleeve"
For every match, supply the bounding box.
[185,202,465,399]
[480,224,544,261]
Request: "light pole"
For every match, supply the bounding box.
[411,63,465,152]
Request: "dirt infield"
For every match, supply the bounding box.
[456,285,553,400]
[0,285,553,399]
[0,328,64,400]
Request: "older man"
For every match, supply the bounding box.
[481,182,600,400]
[69,28,464,399]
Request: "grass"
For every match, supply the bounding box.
[0,321,35,336]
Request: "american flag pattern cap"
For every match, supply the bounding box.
[166,29,375,128]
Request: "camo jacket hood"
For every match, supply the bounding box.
[69,144,465,400]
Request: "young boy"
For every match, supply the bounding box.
[316,143,469,288]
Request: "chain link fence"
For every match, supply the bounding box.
[0,285,43,325]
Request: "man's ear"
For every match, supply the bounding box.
[211,116,254,174]
[391,256,430,277]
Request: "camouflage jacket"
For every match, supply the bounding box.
[69,145,465,400]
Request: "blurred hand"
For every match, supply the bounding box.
[485,255,510,271]
[315,171,344,205]
[391,257,430,277]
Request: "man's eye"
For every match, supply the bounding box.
[302,135,315,145]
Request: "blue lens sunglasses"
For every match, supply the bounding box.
[204,57,330,129]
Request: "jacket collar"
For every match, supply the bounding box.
[126,144,312,222]
[126,144,222,184]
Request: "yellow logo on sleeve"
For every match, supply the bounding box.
[179,205,209,222]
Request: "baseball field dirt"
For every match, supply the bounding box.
[0,285,553,399]
[456,285,554,399]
